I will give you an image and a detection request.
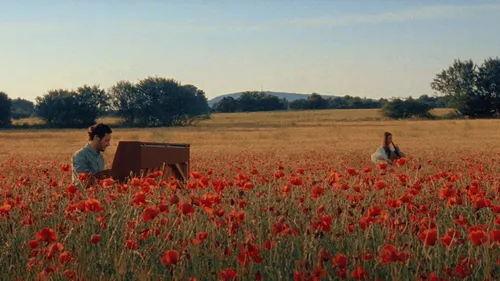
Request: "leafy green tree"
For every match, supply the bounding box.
[477,57,500,116]
[35,85,109,127]
[416,94,448,108]
[0,92,12,128]
[431,57,500,118]
[289,99,308,110]
[213,96,240,112]
[35,89,75,127]
[109,80,140,125]
[329,97,349,109]
[307,93,329,109]
[74,85,110,125]
[238,91,287,112]
[181,84,211,121]
[110,76,210,127]
[11,98,34,119]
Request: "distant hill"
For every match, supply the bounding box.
[207,91,337,106]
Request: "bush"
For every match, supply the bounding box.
[381,98,433,119]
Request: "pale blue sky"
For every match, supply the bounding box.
[1,0,499,102]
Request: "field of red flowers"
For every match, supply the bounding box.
[2,145,500,281]
[2,115,500,281]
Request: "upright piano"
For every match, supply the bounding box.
[110,141,190,182]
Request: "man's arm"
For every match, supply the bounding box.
[71,152,98,189]
[72,153,90,176]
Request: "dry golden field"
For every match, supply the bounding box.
[1,108,496,165]
[2,108,500,281]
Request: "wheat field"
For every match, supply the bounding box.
[1,108,496,165]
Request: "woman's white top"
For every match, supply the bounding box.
[371,146,395,164]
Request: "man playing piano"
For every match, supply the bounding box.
[71,123,113,188]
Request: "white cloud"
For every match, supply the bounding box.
[126,3,500,33]
[262,3,500,29]
[3,3,499,35]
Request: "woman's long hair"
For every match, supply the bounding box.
[383,132,392,157]
[383,132,392,147]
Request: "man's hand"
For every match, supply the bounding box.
[95,169,113,180]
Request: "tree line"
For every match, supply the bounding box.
[211,92,449,114]
[0,57,499,128]
[0,76,211,128]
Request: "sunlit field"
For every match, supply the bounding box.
[2,108,500,280]
[10,108,457,128]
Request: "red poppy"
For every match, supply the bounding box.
[142,206,160,222]
[467,225,488,246]
[418,228,438,246]
[90,234,101,244]
[35,228,57,243]
[332,253,348,268]
[161,250,179,265]
[179,202,195,215]
[351,266,368,280]
[219,268,237,280]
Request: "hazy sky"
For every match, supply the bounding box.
[1,0,499,102]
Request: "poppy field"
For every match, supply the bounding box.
[1,111,500,281]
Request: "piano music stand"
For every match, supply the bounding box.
[110,141,190,183]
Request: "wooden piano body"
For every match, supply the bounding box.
[110,141,190,182]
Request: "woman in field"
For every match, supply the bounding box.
[371,132,405,166]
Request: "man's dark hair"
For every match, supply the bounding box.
[88,123,112,140]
